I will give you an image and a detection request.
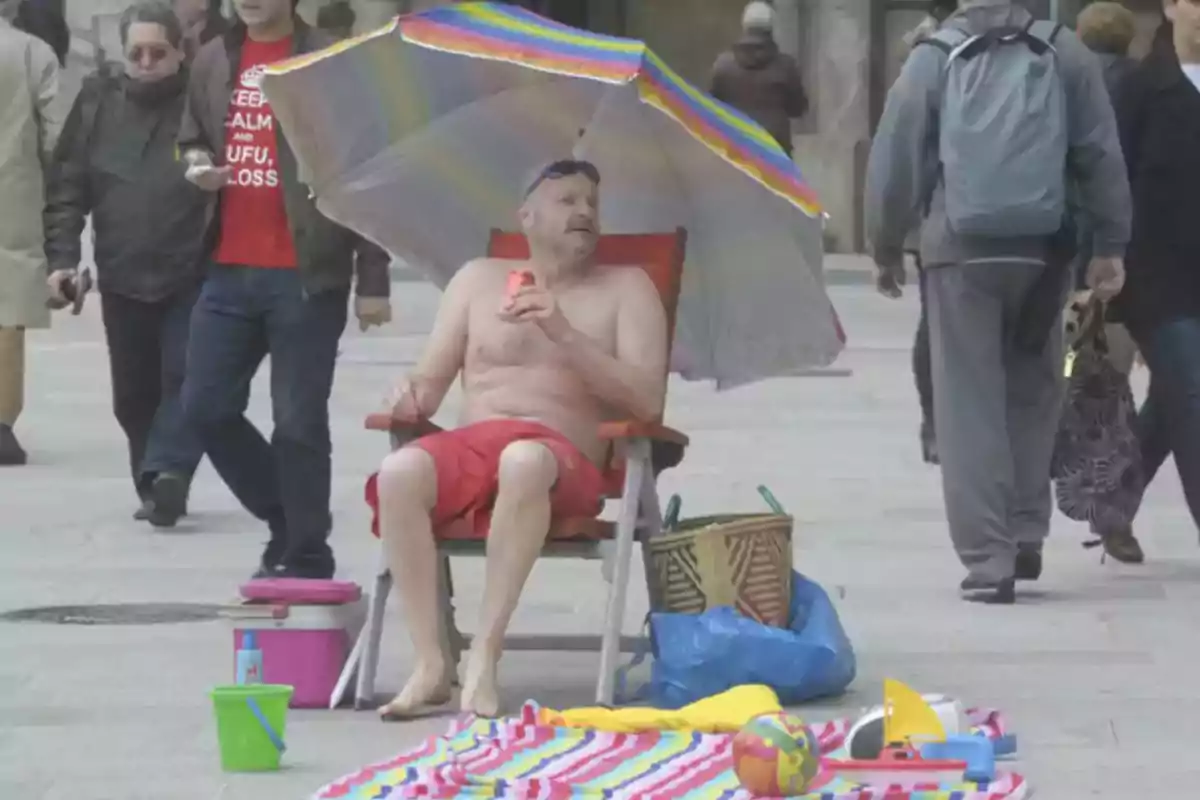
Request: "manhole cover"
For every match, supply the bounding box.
[0,603,224,625]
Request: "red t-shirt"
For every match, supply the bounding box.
[213,36,297,268]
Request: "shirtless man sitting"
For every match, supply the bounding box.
[372,159,669,719]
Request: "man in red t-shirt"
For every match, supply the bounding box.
[178,0,392,580]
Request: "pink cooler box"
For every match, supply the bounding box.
[229,579,365,709]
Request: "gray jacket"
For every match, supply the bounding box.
[864,0,1130,270]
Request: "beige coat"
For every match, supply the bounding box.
[0,19,65,329]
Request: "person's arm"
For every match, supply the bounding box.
[781,54,808,119]
[178,48,214,163]
[863,42,943,272]
[43,85,95,275]
[400,262,474,417]
[353,235,391,299]
[551,270,668,423]
[1057,29,1131,259]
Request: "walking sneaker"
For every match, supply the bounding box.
[0,424,27,466]
[920,419,939,465]
[959,576,1016,605]
[146,472,188,528]
[1085,527,1145,565]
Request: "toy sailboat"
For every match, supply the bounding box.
[819,679,996,788]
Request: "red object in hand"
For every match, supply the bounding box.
[506,269,535,300]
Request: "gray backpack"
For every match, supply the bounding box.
[923,20,1067,238]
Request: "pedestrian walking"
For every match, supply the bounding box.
[865,0,1131,604]
[709,1,809,157]
[43,1,208,527]
[0,0,67,466]
[899,0,959,466]
[179,0,393,580]
[1108,4,1200,549]
[1053,1,1146,563]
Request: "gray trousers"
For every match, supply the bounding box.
[926,261,1065,582]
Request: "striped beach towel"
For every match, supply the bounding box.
[313,703,1028,799]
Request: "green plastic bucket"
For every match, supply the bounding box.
[211,684,293,772]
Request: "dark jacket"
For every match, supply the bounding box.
[1071,51,1137,288]
[44,68,209,302]
[13,0,69,66]
[1111,44,1200,332]
[178,18,390,298]
[709,34,808,156]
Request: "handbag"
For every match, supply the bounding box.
[1050,305,1144,531]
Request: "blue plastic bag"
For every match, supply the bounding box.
[646,571,856,709]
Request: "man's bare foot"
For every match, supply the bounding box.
[460,648,501,718]
[377,660,454,720]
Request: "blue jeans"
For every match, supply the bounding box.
[181,266,348,567]
[1133,316,1200,529]
[101,287,203,495]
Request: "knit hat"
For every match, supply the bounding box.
[741,1,775,33]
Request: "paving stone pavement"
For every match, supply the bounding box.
[2,282,1198,799]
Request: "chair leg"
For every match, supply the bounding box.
[354,552,392,710]
[596,439,650,706]
[436,553,465,683]
[331,616,367,709]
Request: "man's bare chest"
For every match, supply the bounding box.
[466,290,616,368]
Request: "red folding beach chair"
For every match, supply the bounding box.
[336,228,689,709]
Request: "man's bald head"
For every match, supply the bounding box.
[518,159,601,267]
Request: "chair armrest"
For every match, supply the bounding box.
[598,420,690,447]
[363,413,443,438]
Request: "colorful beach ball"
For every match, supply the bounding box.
[732,712,821,797]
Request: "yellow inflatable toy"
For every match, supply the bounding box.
[538,684,782,734]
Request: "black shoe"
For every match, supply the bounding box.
[0,424,27,466]
[960,576,1016,605]
[920,419,939,465]
[252,536,289,579]
[1014,546,1043,581]
[146,473,188,528]
[264,554,336,581]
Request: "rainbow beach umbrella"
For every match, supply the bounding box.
[262,1,843,388]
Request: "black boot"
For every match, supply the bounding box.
[1014,545,1043,581]
[0,424,27,466]
[146,472,189,528]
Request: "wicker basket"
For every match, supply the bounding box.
[642,513,793,627]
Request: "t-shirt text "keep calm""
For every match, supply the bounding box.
[213,36,298,269]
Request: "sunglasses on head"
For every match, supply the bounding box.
[523,159,601,198]
[128,45,170,64]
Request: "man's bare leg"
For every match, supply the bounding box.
[375,447,455,718]
[461,440,557,717]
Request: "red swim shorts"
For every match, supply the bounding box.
[365,419,612,539]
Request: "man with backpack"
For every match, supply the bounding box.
[43,1,208,527]
[865,0,1131,604]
